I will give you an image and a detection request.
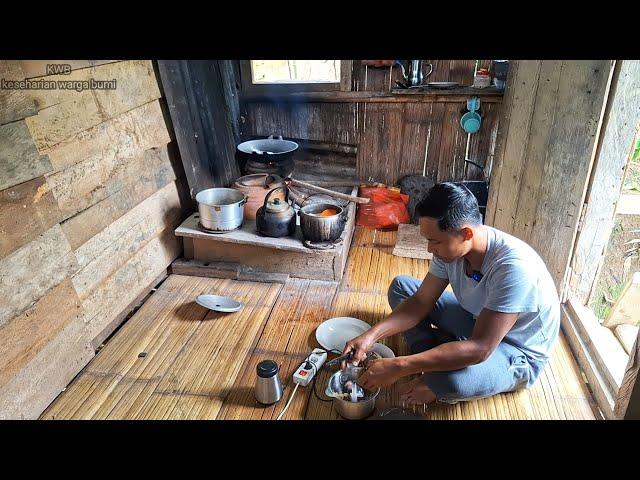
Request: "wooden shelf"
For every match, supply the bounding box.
[242,88,504,104]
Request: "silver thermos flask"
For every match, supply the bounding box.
[255,360,283,404]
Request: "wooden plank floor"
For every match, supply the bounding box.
[42,227,599,420]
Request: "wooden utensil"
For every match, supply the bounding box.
[286,177,370,204]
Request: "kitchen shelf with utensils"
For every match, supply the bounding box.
[241,89,503,104]
[174,186,358,282]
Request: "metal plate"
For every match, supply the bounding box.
[427,81,460,89]
[195,294,243,313]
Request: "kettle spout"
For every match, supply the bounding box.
[394,60,407,80]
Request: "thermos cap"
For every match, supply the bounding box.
[257,360,279,378]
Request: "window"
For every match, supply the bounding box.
[240,60,352,94]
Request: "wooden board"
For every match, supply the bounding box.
[571,61,640,303]
[0,312,94,419]
[0,280,83,388]
[528,61,613,289]
[41,99,171,173]
[170,258,290,284]
[605,272,640,328]
[615,326,640,419]
[486,60,614,294]
[80,227,182,344]
[392,223,433,260]
[47,144,178,221]
[157,61,240,199]
[176,214,312,253]
[615,324,639,355]
[25,61,161,150]
[0,225,78,328]
[0,176,63,258]
[0,120,53,191]
[0,61,38,125]
[71,181,187,299]
[60,144,185,250]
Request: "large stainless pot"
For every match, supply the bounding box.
[195,188,247,232]
[299,202,347,243]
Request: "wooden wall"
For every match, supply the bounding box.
[0,60,190,419]
[241,60,502,185]
[485,60,615,294]
[157,61,241,198]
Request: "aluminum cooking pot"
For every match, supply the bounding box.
[299,202,347,243]
[195,188,247,232]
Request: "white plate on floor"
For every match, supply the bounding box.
[196,294,243,313]
[316,317,371,352]
[371,342,395,359]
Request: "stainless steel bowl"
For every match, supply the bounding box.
[195,188,248,232]
[326,369,380,420]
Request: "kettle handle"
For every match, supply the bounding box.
[423,62,433,79]
[263,185,289,209]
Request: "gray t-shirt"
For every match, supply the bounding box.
[428,226,560,363]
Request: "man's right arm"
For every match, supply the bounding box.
[343,273,449,363]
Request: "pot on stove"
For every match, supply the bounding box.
[299,202,347,243]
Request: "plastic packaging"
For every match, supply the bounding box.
[356,186,411,230]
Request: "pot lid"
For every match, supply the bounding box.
[266,197,290,213]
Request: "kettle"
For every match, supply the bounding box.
[256,186,296,238]
[395,60,434,87]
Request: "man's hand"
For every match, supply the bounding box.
[342,332,376,368]
[357,357,404,389]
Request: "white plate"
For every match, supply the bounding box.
[315,317,372,352]
[196,294,243,313]
[371,343,395,359]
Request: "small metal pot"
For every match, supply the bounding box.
[326,370,380,420]
[195,188,247,232]
[299,202,347,243]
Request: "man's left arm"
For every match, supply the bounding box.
[358,308,519,389]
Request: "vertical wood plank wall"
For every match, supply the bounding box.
[242,60,502,185]
[485,60,615,293]
[0,60,191,419]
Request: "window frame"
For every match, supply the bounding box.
[239,60,352,94]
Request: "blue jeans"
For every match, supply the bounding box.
[388,275,545,403]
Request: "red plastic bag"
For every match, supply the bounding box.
[356,186,411,230]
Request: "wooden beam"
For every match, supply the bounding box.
[615,328,640,419]
[157,60,241,198]
[169,258,290,284]
[569,60,640,304]
[604,272,640,328]
[242,90,504,104]
[561,303,614,419]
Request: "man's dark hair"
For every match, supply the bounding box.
[416,182,483,231]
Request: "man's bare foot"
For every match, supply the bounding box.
[399,375,437,405]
